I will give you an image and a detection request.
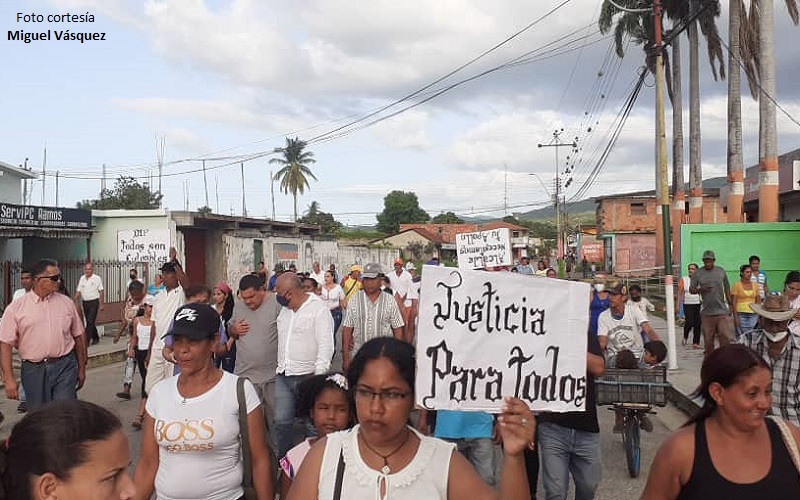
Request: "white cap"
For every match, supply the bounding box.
[405,262,416,271]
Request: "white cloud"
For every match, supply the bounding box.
[369,110,433,150]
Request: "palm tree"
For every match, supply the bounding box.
[726,0,745,221]
[755,0,798,221]
[599,0,723,239]
[671,30,686,256]
[270,137,318,222]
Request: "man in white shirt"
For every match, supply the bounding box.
[597,282,659,365]
[143,262,186,395]
[74,262,104,345]
[273,272,334,458]
[388,258,414,340]
[12,269,33,301]
[309,261,325,291]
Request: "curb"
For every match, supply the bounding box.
[666,385,701,418]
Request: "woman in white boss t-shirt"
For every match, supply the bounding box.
[133,303,275,500]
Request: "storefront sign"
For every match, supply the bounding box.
[0,202,91,229]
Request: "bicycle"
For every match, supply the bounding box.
[596,366,670,478]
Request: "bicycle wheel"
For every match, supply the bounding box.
[623,413,641,478]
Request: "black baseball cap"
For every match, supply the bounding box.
[170,303,219,340]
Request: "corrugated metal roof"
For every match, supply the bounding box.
[0,227,93,238]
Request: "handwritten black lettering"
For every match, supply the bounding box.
[422,340,503,408]
[432,270,546,335]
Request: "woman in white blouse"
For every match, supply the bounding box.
[322,270,347,334]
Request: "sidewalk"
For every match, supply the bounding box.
[647,314,703,415]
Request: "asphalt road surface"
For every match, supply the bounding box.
[0,361,689,500]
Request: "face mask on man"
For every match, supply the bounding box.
[631,296,641,302]
[763,330,789,343]
[276,294,289,308]
[594,284,605,292]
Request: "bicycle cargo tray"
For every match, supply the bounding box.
[596,366,669,406]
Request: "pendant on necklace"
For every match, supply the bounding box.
[381,464,391,475]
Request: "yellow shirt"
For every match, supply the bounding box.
[731,281,757,313]
[342,277,362,303]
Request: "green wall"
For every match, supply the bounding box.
[680,223,800,290]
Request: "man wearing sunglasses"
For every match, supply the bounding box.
[0,259,87,412]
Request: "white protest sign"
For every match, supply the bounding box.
[416,265,590,412]
[456,228,512,270]
[117,229,170,263]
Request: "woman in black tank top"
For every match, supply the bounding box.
[641,344,800,500]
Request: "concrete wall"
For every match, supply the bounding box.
[0,176,21,204]
[0,239,22,262]
[90,209,175,260]
[220,235,399,287]
[680,223,800,287]
[0,171,25,261]
[614,234,657,275]
[376,231,431,248]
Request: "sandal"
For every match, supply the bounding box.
[131,413,144,430]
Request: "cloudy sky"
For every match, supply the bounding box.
[1,0,799,225]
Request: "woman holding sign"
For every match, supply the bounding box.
[286,337,535,500]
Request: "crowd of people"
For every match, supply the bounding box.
[1,248,800,500]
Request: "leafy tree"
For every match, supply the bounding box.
[77,176,162,210]
[270,137,317,221]
[431,211,464,224]
[197,206,213,215]
[376,191,430,234]
[297,201,342,234]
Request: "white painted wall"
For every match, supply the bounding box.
[222,235,399,286]
[90,210,179,260]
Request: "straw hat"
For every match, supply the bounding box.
[750,294,799,322]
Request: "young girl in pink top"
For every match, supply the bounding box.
[280,373,352,498]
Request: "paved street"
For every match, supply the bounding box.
[0,360,688,499]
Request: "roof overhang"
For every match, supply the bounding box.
[0,227,94,239]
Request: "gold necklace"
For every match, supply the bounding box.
[358,428,411,474]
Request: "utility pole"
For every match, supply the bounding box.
[241,162,248,217]
[156,135,165,203]
[270,170,276,220]
[538,129,576,276]
[215,174,220,213]
[202,160,209,208]
[653,0,677,370]
[55,171,60,205]
[42,144,47,204]
[102,163,107,193]
[21,157,29,205]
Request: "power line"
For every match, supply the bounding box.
[306,0,579,145]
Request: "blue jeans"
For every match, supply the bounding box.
[275,373,313,458]
[20,352,78,412]
[737,312,758,339]
[538,422,602,500]
[445,437,496,486]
